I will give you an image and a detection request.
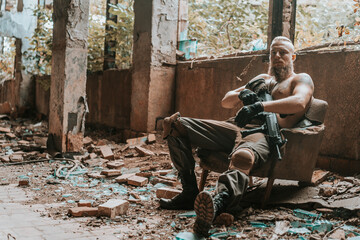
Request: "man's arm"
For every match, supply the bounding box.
[263,73,314,128]
[221,74,270,109]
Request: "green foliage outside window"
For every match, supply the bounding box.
[295,0,360,50]
[188,0,269,58]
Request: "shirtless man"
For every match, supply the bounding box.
[159,36,314,236]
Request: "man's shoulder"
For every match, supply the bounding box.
[293,73,313,85]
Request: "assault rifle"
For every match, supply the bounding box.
[240,81,287,160]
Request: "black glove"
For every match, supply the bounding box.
[238,89,259,106]
[235,102,264,127]
[245,78,266,94]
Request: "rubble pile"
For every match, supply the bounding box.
[0,117,359,239]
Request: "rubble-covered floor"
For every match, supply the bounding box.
[0,117,359,240]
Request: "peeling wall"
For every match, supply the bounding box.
[175,50,360,173]
[35,69,132,130]
[0,0,37,109]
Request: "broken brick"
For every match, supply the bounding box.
[156,187,181,199]
[115,173,136,183]
[135,146,155,157]
[87,172,106,179]
[78,201,92,207]
[10,154,23,162]
[18,179,29,186]
[83,136,93,145]
[126,136,147,146]
[66,132,83,152]
[18,140,30,145]
[88,153,97,159]
[68,207,98,217]
[147,134,156,144]
[98,199,129,218]
[154,169,172,176]
[311,170,330,185]
[151,177,178,187]
[107,160,125,169]
[101,169,122,177]
[0,155,10,163]
[100,145,114,160]
[0,127,11,133]
[5,133,16,139]
[127,175,148,186]
[136,172,153,178]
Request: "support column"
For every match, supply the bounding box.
[131,0,178,132]
[103,0,118,70]
[268,0,297,45]
[282,0,297,43]
[48,0,90,152]
[267,0,283,47]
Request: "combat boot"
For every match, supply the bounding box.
[159,172,199,210]
[193,191,230,237]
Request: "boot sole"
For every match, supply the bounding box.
[193,191,215,237]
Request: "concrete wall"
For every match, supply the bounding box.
[34,69,132,130]
[175,50,360,174]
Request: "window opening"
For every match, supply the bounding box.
[0,37,16,83]
[295,0,360,51]
[187,0,269,59]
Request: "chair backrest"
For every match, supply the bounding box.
[251,98,328,182]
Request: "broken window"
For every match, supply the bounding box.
[187,0,269,59]
[5,0,17,12]
[295,0,360,51]
[0,37,16,83]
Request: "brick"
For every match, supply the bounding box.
[156,187,181,199]
[127,175,148,186]
[135,146,155,157]
[151,177,178,187]
[18,140,30,145]
[101,169,122,177]
[98,199,129,218]
[87,172,106,179]
[107,160,125,169]
[83,136,93,145]
[115,173,135,183]
[88,153,97,159]
[78,201,92,207]
[100,145,114,160]
[0,127,11,133]
[66,132,83,152]
[126,136,147,146]
[0,155,10,163]
[10,154,23,162]
[5,133,16,139]
[136,172,153,178]
[68,207,98,217]
[154,169,172,176]
[311,170,329,185]
[19,179,29,186]
[147,134,156,144]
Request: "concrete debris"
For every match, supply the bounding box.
[156,187,181,199]
[134,146,155,156]
[0,117,359,239]
[127,175,148,187]
[68,207,98,217]
[106,160,125,169]
[98,199,129,219]
[126,136,148,146]
[147,133,156,144]
[99,145,114,159]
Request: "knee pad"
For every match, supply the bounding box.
[229,148,255,173]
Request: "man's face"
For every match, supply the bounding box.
[269,41,295,80]
[270,41,294,68]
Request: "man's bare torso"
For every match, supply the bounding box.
[262,73,313,127]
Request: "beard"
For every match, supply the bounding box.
[268,64,293,82]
